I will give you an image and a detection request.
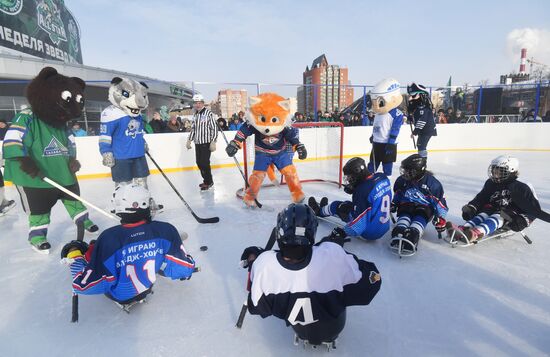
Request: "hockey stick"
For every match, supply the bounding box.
[216,125,263,208]
[145,152,219,224]
[43,177,119,221]
[70,221,85,323]
[408,120,417,149]
[236,227,277,329]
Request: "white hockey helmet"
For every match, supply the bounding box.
[112,184,151,215]
[370,78,401,100]
[192,94,205,102]
[488,155,519,183]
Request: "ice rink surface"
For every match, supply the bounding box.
[1,150,549,357]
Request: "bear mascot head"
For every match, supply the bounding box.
[26,66,86,126]
[247,93,292,136]
[370,78,403,115]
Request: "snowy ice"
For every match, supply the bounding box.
[0,150,549,356]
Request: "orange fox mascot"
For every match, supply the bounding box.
[225,93,307,207]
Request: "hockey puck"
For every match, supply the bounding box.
[200,245,208,251]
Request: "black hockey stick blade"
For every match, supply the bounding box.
[216,125,264,209]
[236,228,277,328]
[145,151,219,224]
[235,301,248,328]
[71,293,78,323]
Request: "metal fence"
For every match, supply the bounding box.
[0,79,549,136]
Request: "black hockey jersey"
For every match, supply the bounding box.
[247,242,381,326]
[469,179,546,221]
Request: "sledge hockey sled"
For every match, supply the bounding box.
[444,223,531,247]
[293,334,336,351]
[389,236,417,258]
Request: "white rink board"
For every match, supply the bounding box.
[43,122,550,178]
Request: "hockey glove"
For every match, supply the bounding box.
[226,140,240,157]
[18,157,43,178]
[320,227,350,247]
[504,211,530,232]
[433,216,447,233]
[336,201,354,221]
[60,240,89,260]
[144,141,149,153]
[295,143,307,160]
[102,152,115,168]
[385,144,397,157]
[461,204,477,221]
[240,246,265,270]
[69,158,81,173]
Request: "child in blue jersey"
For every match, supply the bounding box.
[407,83,437,159]
[61,184,195,306]
[390,154,448,254]
[308,157,392,241]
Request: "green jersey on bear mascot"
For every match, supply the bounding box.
[2,66,98,254]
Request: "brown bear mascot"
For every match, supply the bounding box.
[2,67,97,254]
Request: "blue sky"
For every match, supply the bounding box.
[66,0,550,99]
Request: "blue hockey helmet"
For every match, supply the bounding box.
[276,203,318,247]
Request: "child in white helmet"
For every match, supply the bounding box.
[447,155,550,242]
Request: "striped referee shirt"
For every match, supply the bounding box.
[189,108,218,144]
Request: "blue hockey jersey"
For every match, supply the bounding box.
[234,123,299,155]
[99,105,146,160]
[69,220,195,303]
[393,173,448,218]
[325,173,392,240]
[411,105,437,136]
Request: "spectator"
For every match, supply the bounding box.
[293,112,304,123]
[71,122,87,137]
[0,119,9,140]
[453,88,464,111]
[149,111,166,133]
[88,127,97,136]
[543,110,550,123]
[523,109,542,122]
[166,115,183,132]
[455,109,466,123]
[229,116,243,131]
[237,110,246,123]
[446,107,454,122]
[182,118,192,132]
[320,111,332,122]
[437,109,448,124]
[217,117,228,131]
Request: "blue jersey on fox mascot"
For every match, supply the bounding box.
[68,220,195,303]
[325,173,392,240]
[392,173,448,219]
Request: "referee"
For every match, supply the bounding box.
[186,94,218,191]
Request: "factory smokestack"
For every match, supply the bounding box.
[519,48,527,74]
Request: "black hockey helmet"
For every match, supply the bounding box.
[276,204,318,260]
[407,82,432,112]
[343,157,370,194]
[400,154,427,181]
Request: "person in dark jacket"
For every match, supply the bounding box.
[407,83,437,159]
[149,112,167,133]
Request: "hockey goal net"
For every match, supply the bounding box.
[240,122,344,189]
